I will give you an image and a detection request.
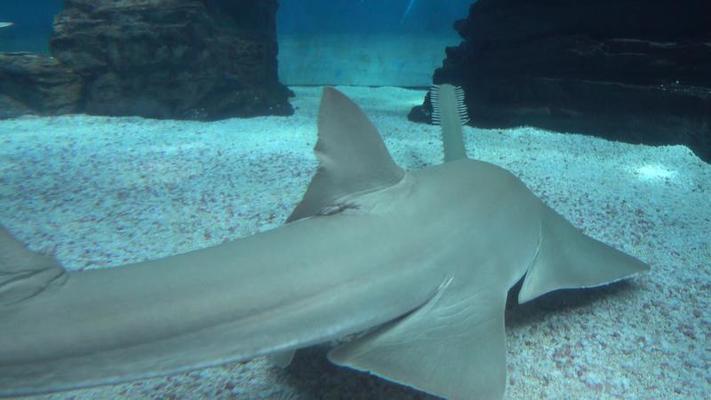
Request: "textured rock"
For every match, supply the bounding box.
[47,0,292,120]
[0,0,291,120]
[0,52,82,118]
[409,0,711,162]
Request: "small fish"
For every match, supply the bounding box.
[0,22,14,29]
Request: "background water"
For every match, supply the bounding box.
[0,0,472,86]
[0,0,61,53]
[279,0,470,34]
[278,0,472,86]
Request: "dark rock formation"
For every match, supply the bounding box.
[0,53,82,118]
[0,0,292,120]
[410,0,711,162]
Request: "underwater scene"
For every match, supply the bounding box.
[0,1,709,399]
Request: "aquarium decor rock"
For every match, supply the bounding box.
[410,0,711,162]
[0,0,293,120]
[0,52,83,118]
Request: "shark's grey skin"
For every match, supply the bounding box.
[0,88,648,399]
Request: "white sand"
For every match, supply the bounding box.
[0,86,708,399]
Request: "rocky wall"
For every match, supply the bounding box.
[0,0,292,120]
[0,53,82,118]
[409,0,711,162]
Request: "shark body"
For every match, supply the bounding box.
[0,22,13,29]
[0,88,648,399]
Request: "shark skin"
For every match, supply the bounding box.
[0,87,648,399]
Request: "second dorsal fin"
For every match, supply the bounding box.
[287,88,405,222]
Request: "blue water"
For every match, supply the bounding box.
[0,0,61,53]
[0,0,472,53]
[278,0,472,86]
[279,0,471,34]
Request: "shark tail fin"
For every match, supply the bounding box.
[0,227,67,305]
[287,87,404,222]
[518,206,649,303]
[430,84,469,162]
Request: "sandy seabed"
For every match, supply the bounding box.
[0,86,708,399]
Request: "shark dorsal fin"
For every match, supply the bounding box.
[287,87,404,222]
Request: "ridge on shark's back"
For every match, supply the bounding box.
[0,87,648,399]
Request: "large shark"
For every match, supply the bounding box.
[0,87,648,399]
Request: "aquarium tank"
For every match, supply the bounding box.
[0,1,708,400]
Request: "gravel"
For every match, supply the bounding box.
[0,86,708,399]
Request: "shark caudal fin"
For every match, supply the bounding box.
[430,84,470,162]
[0,226,66,305]
[287,87,404,222]
[518,206,649,303]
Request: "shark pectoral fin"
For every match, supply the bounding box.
[0,227,67,305]
[519,206,650,303]
[328,278,508,400]
[268,350,296,368]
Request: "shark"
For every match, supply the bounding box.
[0,22,14,29]
[0,87,648,399]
